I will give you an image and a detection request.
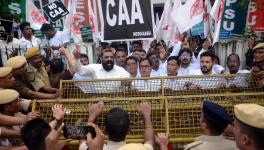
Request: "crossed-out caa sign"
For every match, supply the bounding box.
[43,1,69,22]
[99,0,155,41]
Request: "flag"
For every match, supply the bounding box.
[88,0,95,32]
[171,0,181,44]
[171,0,204,34]
[157,0,174,43]
[88,0,100,46]
[154,13,160,39]
[157,0,181,45]
[203,0,212,37]
[26,0,48,30]
[64,0,82,43]
[210,0,225,44]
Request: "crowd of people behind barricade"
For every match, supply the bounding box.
[0,22,263,150]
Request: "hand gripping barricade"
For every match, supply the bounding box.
[32,73,264,147]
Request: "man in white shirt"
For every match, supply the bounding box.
[190,51,217,76]
[147,53,166,76]
[40,23,70,69]
[164,56,186,90]
[125,56,139,78]
[225,54,250,88]
[79,102,154,150]
[115,48,127,68]
[74,49,130,79]
[74,49,130,93]
[195,38,212,65]
[226,54,250,74]
[40,23,69,48]
[19,22,41,54]
[132,58,161,91]
[178,48,199,76]
[189,52,225,89]
[72,54,91,80]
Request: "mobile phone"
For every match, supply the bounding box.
[63,124,96,140]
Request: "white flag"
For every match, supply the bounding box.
[154,13,160,39]
[157,0,175,43]
[210,0,225,44]
[88,0,95,32]
[88,0,100,46]
[171,0,204,34]
[170,0,181,44]
[26,0,48,30]
[203,0,212,37]
[64,0,82,43]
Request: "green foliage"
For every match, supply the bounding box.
[238,0,249,9]
[243,27,257,39]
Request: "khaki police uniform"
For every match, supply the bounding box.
[26,63,51,91]
[184,135,238,150]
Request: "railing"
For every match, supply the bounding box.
[32,73,264,144]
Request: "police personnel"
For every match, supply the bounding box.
[6,56,60,99]
[233,104,264,150]
[25,47,60,95]
[184,101,238,150]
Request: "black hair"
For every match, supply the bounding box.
[20,22,30,31]
[140,58,152,67]
[101,49,113,57]
[100,42,110,49]
[117,44,128,55]
[157,40,166,48]
[200,51,214,61]
[204,116,225,135]
[80,53,89,60]
[110,42,120,50]
[40,23,54,33]
[146,52,157,60]
[125,56,138,66]
[105,108,129,142]
[227,53,240,62]
[213,54,221,65]
[21,118,51,150]
[50,58,64,74]
[132,40,142,47]
[178,48,193,57]
[167,56,180,65]
[0,104,7,113]
[115,48,127,56]
[134,49,146,54]
[236,118,264,148]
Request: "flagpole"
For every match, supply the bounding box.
[92,0,100,47]
[39,0,44,16]
[189,29,192,37]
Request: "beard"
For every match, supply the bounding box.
[229,67,238,74]
[201,66,211,74]
[181,59,190,65]
[102,60,114,71]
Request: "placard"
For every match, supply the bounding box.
[43,1,69,22]
[98,0,155,41]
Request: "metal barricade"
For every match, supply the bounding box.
[32,73,264,146]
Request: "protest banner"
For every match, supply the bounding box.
[43,1,69,22]
[98,0,155,41]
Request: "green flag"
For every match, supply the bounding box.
[220,0,249,39]
[0,0,26,22]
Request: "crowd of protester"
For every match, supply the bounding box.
[0,21,264,150]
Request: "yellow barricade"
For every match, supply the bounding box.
[32,73,264,146]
